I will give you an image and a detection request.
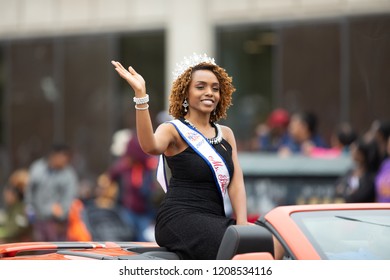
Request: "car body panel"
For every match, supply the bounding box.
[0,241,158,260]
[0,203,389,260]
[261,203,390,260]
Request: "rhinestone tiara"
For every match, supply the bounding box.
[172,53,216,81]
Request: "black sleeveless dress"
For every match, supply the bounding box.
[155,132,236,260]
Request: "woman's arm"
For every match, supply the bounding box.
[223,126,248,225]
[111,61,172,155]
[224,126,286,259]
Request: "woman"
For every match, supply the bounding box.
[257,108,291,152]
[375,128,390,202]
[279,111,327,156]
[0,169,31,243]
[111,53,247,259]
[335,138,381,203]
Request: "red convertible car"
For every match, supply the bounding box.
[0,203,389,260]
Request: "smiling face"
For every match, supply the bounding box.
[169,62,234,122]
[187,69,220,116]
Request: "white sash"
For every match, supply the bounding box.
[157,119,231,199]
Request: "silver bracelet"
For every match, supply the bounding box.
[133,94,149,105]
[135,104,149,110]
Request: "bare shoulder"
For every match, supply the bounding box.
[219,124,236,145]
[219,124,233,135]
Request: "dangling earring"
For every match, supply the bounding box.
[213,109,217,116]
[182,98,189,113]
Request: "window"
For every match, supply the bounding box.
[217,27,275,149]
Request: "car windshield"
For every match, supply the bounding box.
[291,209,390,260]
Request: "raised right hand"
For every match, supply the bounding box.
[111,61,146,96]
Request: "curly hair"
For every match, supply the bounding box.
[168,62,235,123]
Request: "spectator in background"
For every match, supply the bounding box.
[8,169,29,196]
[110,128,133,159]
[309,122,358,158]
[108,135,157,241]
[0,169,31,243]
[94,173,119,209]
[375,125,390,202]
[374,121,390,162]
[83,173,133,241]
[278,111,327,156]
[335,138,381,203]
[331,123,358,154]
[25,144,78,241]
[257,108,291,152]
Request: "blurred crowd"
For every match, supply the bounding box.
[1,108,389,244]
[253,108,390,204]
[0,130,164,244]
